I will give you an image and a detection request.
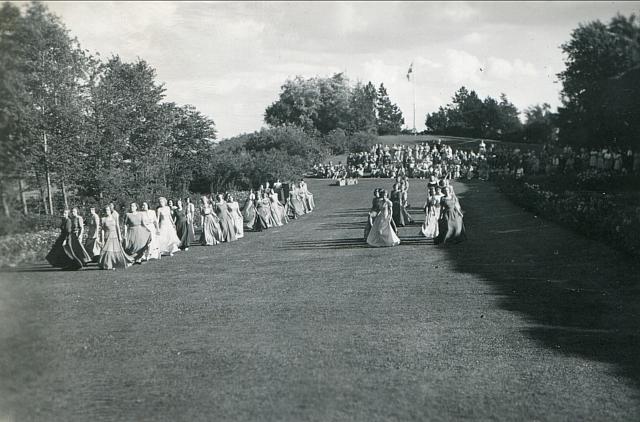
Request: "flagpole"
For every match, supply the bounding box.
[412,71,416,135]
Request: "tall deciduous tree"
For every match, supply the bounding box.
[557,13,640,147]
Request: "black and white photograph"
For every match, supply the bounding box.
[1,1,640,420]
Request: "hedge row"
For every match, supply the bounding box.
[494,176,640,257]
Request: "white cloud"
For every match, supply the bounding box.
[445,49,484,85]
[487,57,538,79]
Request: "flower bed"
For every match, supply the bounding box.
[0,229,60,268]
[495,176,640,257]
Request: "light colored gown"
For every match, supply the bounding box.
[99,216,133,270]
[123,212,152,261]
[200,203,222,246]
[214,200,237,242]
[227,200,244,239]
[420,193,442,239]
[367,198,401,247]
[156,206,180,255]
[142,210,161,260]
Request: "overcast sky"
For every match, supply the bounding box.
[33,1,640,139]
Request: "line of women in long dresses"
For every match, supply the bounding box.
[46,196,201,270]
[46,182,316,270]
[364,178,466,247]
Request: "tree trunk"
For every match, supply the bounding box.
[0,182,10,217]
[62,181,69,210]
[18,178,28,215]
[36,172,49,215]
[44,132,53,215]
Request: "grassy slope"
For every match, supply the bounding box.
[1,178,640,421]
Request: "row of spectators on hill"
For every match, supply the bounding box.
[309,139,640,181]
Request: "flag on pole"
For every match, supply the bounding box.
[406,62,413,81]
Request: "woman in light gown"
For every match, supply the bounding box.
[366,189,401,247]
[156,197,181,256]
[254,192,273,231]
[268,188,286,227]
[200,195,222,246]
[287,185,306,219]
[298,179,315,212]
[213,194,237,242]
[226,194,244,239]
[123,202,152,263]
[98,205,134,270]
[435,185,467,245]
[420,186,442,239]
[242,189,257,231]
[84,207,102,262]
[173,199,194,250]
[141,202,161,260]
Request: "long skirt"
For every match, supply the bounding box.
[242,201,257,230]
[200,214,222,246]
[435,209,466,245]
[233,213,244,239]
[217,213,237,242]
[392,201,413,227]
[176,219,194,250]
[143,225,161,260]
[367,211,401,247]
[305,194,315,211]
[99,237,133,270]
[364,211,377,241]
[270,203,284,227]
[65,234,91,268]
[288,197,305,219]
[46,235,77,269]
[254,205,272,231]
[420,207,440,239]
[85,236,102,262]
[157,222,180,255]
[124,226,152,261]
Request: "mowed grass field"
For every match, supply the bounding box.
[2,177,640,421]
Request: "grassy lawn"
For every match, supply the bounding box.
[1,178,639,421]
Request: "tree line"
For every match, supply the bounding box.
[0,2,217,218]
[425,12,640,150]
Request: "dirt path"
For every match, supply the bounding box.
[1,178,639,421]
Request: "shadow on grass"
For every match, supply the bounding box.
[442,180,640,388]
[280,235,435,250]
[3,263,104,273]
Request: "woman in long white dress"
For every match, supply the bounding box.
[200,195,222,246]
[366,190,401,247]
[141,202,161,260]
[226,194,244,239]
[156,196,180,256]
[420,186,442,239]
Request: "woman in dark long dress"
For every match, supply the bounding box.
[84,207,102,262]
[123,202,152,263]
[364,188,381,241]
[390,184,405,227]
[66,207,91,268]
[435,185,466,245]
[173,199,193,250]
[46,209,77,269]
